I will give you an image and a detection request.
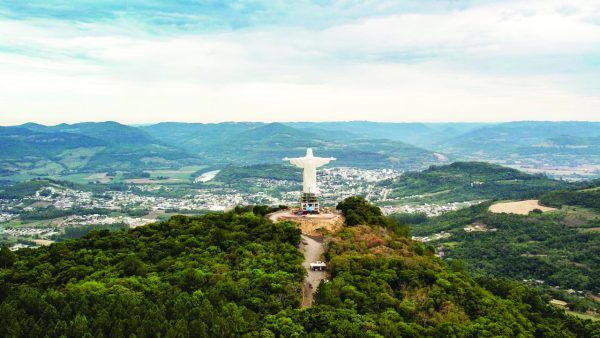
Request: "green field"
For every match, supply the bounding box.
[566,310,600,321]
[146,165,207,181]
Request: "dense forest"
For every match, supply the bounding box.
[540,182,600,212]
[0,210,304,336]
[1,199,598,336]
[412,201,600,292]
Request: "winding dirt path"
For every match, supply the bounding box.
[269,211,335,307]
[299,235,327,307]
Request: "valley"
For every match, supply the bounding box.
[3,1,599,334]
[0,121,599,333]
[2,121,599,184]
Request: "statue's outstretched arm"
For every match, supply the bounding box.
[313,157,336,167]
[284,158,306,168]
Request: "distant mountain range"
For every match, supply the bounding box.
[142,122,444,169]
[437,121,600,164]
[0,122,198,178]
[1,120,598,181]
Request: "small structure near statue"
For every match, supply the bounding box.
[284,148,335,213]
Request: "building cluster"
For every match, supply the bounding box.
[0,212,15,223]
[412,231,452,243]
[60,214,152,228]
[464,224,497,233]
[2,227,59,239]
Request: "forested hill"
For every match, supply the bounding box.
[0,179,91,199]
[0,210,305,337]
[1,204,598,336]
[380,161,569,202]
[0,122,200,177]
[540,180,600,212]
[213,164,302,184]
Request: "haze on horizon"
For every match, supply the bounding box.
[1,0,599,125]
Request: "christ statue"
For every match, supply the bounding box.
[283,148,336,194]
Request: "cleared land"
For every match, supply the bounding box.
[124,178,184,184]
[489,200,556,215]
[32,239,54,246]
[268,210,344,236]
[85,172,111,183]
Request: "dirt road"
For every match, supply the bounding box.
[268,211,332,307]
[299,234,327,307]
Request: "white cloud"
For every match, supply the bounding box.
[0,0,598,124]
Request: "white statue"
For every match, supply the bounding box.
[284,148,335,194]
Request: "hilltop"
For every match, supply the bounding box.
[0,122,200,179]
[380,162,569,203]
[213,164,302,184]
[0,202,597,336]
[0,179,94,199]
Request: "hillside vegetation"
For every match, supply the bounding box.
[1,201,598,336]
[214,164,301,184]
[411,194,600,299]
[0,123,200,179]
[0,210,304,337]
[540,181,600,212]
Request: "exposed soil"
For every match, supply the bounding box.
[489,200,556,215]
[268,210,344,236]
[299,235,326,307]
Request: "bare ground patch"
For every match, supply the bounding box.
[489,200,556,215]
[268,211,344,236]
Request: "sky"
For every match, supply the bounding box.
[0,0,599,125]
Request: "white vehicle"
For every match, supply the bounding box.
[310,261,326,271]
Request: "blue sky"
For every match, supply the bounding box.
[0,0,599,124]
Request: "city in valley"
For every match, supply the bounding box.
[0,166,483,250]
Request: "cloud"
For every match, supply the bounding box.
[0,0,598,124]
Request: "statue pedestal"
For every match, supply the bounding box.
[300,193,319,213]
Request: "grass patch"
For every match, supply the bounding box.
[566,310,599,321]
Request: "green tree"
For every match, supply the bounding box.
[0,246,16,268]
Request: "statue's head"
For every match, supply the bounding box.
[306,148,313,157]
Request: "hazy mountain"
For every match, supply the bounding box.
[140,122,261,151]
[3,120,599,180]
[177,122,446,169]
[142,121,600,170]
[285,121,487,146]
[0,122,200,178]
[0,127,106,158]
[18,121,157,146]
[438,121,600,156]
